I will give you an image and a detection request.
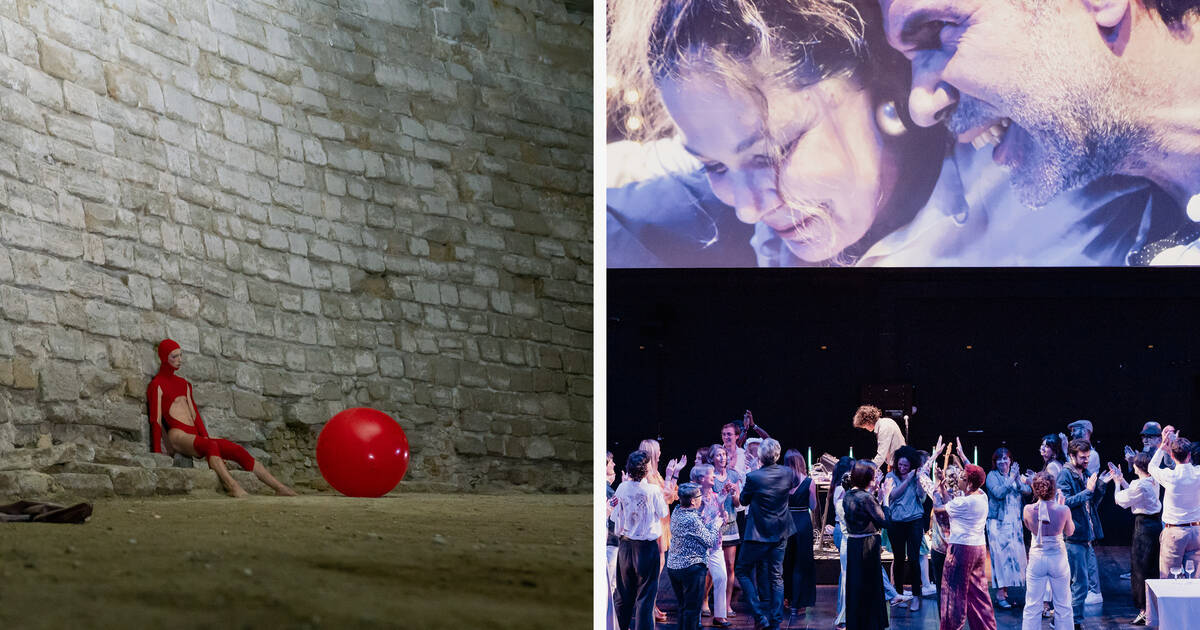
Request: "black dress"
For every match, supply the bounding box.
[783,476,816,609]
[843,488,889,630]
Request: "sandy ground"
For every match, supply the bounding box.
[0,493,590,629]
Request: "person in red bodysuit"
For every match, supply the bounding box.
[148,339,296,498]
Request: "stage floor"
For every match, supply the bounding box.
[650,545,1141,629]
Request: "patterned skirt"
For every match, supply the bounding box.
[987,517,1028,588]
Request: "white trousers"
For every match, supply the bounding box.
[1023,548,1072,630]
[704,546,728,618]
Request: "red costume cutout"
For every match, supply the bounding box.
[147,339,255,471]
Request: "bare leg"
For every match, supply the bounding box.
[209,456,248,498]
[251,462,297,496]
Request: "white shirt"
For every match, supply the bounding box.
[944,492,989,546]
[1148,448,1200,525]
[872,417,906,469]
[1114,477,1162,516]
[609,478,669,541]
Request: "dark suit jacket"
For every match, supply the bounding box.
[739,463,797,543]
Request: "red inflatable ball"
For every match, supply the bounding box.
[316,407,410,497]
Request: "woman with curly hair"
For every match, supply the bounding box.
[1020,472,1074,630]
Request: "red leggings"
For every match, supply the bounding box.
[193,436,256,471]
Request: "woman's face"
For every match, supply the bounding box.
[700,470,714,490]
[895,457,912,476]
[168,349,182,369]
[1040,441,1053,460]
[659,73,891,262]
[713,448,728,469]
[995,453,1011,473]
[606,455,615,483]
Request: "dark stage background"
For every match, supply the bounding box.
[607,267,1200,544]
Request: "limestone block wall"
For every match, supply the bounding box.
[0,0,593,493]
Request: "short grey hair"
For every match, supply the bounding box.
[759,438,781,466]
[690,464,714,483]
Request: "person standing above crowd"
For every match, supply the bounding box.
[843,460,889,630]
[1020,472,1074,630]
[1057,439,1103,627]
[853,405,905,473]
[736,438,794,630]
[1148,426,1200,581]
[668,482,725,630]
[1110,452,1162,626]
[985,447,1031,610]
[611,450,670,630]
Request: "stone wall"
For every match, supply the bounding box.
[0,0,593,495]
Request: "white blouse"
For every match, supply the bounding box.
[1114,477,1162,516]
[944,492,989,546]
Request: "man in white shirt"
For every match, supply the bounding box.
[1148,426,1200,579]
[610,450,670,630]
[853,405,905,473]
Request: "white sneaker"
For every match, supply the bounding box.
[921,584,938,597]
[1085,591,1104,605]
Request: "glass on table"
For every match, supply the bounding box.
[1170,565,1184,579]
[1187,560,1196,579]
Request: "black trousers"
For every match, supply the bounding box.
[615,538,660,630]
[886,518,923,595]
[668,563,707,630]
[931,548,946,598]
[1131,514,1162,610]
[736,537,787,625]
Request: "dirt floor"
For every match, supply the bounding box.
[0,493,590,629]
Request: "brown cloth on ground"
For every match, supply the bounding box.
[0,501,93,524]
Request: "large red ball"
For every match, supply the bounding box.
[316,408,409,497]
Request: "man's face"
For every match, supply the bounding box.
[878,0,1145,207]
[1071,448,1091,470]
[721,426,737,447]
[1143,435,1161,451]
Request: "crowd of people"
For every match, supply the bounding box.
[605,406,1200,630]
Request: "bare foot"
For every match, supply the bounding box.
[230,486,249,498]
[276,487,298,497]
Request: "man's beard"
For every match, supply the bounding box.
[951,81,1148,209]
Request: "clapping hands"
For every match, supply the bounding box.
[665,455,688,479]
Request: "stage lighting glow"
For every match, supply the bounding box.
[623,89,640,104]
[607,74,618,90]
[625,116,643,131]
[1188,195,1200,222]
